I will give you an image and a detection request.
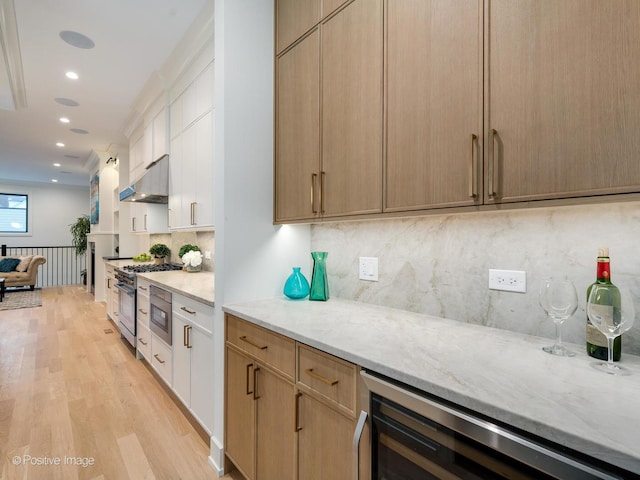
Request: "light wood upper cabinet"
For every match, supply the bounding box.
[275,0,382,222]
[321,0,383,218]
[385,0,482,211]
[276,0,320,53]
[275,29,320,222]
[487,0,640,203]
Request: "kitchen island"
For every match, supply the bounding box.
[223,297,640,474]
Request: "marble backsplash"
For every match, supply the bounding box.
[150,230,214,272]
[311,201,640,356]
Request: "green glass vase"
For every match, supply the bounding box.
[309,252,329,301]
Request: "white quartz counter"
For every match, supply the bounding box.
[105,259,214,306]
[223,297,640,474]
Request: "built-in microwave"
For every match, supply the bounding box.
[149,285,172,345]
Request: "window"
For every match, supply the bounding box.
[0,193,28,233]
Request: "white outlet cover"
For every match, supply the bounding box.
[359,257,379,281]
[489,269,526,293]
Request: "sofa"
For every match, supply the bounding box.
[0,255,47,290]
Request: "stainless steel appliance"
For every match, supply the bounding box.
[114,269,137,347]
[113,263,181,349]
[149,284,172,345]
[359,371,629,480]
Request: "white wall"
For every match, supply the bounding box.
[212,0,311,473]
[311,200,640,356]
[0,181,89,247]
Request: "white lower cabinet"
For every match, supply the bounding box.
[151,334,172,386]
[172,293,215,433]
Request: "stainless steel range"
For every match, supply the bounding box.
[114,263,182,348]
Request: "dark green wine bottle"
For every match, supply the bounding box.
[586,248,622,361]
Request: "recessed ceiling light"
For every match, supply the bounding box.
[54,97,79,107]
[59,117,70,124]
[52,179,58,183]
[53,163,61,167]
[70,128,89,135]
[65,71,79,80]
[56,142,65,147]
[59,31,95,49]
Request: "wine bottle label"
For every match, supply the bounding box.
[586,322,608,347]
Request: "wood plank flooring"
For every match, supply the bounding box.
[0,286,240,480]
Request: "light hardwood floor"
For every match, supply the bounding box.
[0,286,241,480]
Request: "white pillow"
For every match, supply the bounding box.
[15,256,33,272]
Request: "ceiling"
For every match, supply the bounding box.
[0,0,208,187]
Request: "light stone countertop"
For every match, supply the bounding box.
[223,297,640,474]
[105,259,214,306]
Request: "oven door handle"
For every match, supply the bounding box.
[114,283,135,296]
[352,410,368,480]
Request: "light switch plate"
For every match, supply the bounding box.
[359,257,379,281]
[204,251,211,259]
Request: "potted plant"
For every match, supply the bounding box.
[178,244,200,258]
[149,243,170,264]
[70,215,91,256]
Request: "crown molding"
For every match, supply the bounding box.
[0,0,27,110]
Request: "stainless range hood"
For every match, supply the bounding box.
[119,154,169,204]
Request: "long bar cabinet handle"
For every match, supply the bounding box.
[246,363,254,395]
[469,134,477,198]
[239,335,268,350]
[186,325,192,349]
[253,367,260,400]
[305,368,338,386]
[295,393,303,432]
[352,411,368,480]
[190,202,196,225]
[489,128,498,198]
[154,354,165,364]
[320,171,326,214]
[311,173,318,214]
[181,306,196,315]
[138,309,147,315]
[183,325,188,347]
[138,338,147,346]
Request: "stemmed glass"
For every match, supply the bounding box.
[539,277,579,356]
[587,284,635,375]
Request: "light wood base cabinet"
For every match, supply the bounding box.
[225,315,362,480]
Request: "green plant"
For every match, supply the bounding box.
[149,243,170,258]
[178,244,200,258]
[70,215,91,256]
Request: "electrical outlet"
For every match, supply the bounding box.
[359,257,379,281]
[489,269,526,293]
[204,251,211,260]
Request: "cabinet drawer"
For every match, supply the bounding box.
[151,335,172,385]
[174,294,213,333]
[226,314,295,379]
[137,302,149,328]
[297,344,357,413]
[137,323,151,360]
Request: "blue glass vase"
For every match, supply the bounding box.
[309,252,329,301]
[283,267,310,300]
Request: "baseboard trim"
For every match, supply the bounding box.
[209,435,225,475]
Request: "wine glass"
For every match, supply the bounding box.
[539,277,579,356]
[587,284,635,375]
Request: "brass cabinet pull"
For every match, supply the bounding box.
[295,392,303,432]
[186,325,192,349]
[139,286,147,291]
[154,354,165,364]
[190,202,197,225]
[144,214,148,231]
[239,335,268,350]
[304,368,338,386]
[489,128,498,198]
[253,367,260,400]
[183,325,188,347]
[320,171,326,214]
[246,363,254,395]
[132,218,136,232]
[181,306,196,315]
[311,173,318,214]
[107,278,111,289]
[469,134,477,198]
[138,309,147,315]
[138,338,147,346]
[167,208,171,227]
